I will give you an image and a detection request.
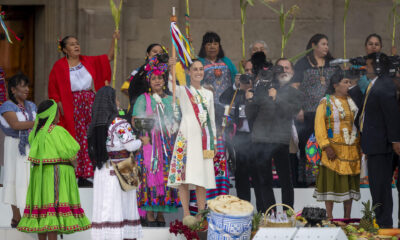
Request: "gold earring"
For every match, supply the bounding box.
[149,87,152,92]
[163,86,166,90]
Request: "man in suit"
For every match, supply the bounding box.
[349,52,400,228]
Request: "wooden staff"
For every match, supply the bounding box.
[170,7,177,104]
[221,89,238,133]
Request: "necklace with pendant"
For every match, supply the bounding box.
[318,66,326,85]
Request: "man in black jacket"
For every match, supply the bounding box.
[245,58,302,212]
[349,53,400,228]
[220,73,265,211]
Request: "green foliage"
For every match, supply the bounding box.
[259,0,300,58]
[360,200,380,233]
[288,48,313,63]
[188,209,210,231]
[239,0,255,73]
[252,212,263,232]
[109,0,123,88]
[343,0,351,63]
[389,0,400,50]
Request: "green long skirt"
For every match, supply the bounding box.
[17,164,91,234]
[313,165,360,203]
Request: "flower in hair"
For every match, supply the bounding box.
[57,38,62,53]
[145,56,168,81]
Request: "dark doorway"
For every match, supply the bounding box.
[0,5,35,100]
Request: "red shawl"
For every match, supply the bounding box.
[48,55,111,138]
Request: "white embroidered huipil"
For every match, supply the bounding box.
[168,85,217,190]
[91,117,143,240]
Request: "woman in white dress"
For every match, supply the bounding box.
[88,86,145,240]
[168,60,217,217]
[0,74,36,228]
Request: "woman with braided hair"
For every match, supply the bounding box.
[89,86,144,240]
[132,56,180,227]
[17,100,91,240]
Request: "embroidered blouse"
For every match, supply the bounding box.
[315,96,361,175]
[69,63,93,92]
[106,117,142,153]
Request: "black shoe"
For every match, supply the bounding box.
[10,218,19,228]
[147,221,158,227]
[78,178,93,187]
[140,217,148,227]
[157,220,166,227]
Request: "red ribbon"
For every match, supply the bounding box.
[0,11,21,41]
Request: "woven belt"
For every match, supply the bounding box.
[107,150,130,159]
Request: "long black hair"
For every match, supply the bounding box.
[35,100,57,136]
[7,73,29,104]
[145,43,163,60]
[88,86,119,169]
[306,33,334,66]
[198,32,225,60]
[128,43,167,106]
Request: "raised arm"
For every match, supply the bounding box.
[107,30,120,61]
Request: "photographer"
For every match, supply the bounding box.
[245,58,302,212]
[219,74,262,211]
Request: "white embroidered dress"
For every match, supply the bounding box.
[91,117,143,240]
[168,86,217,190]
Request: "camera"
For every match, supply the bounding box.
[330,55,400,77]
[155,53,169,63]
[239,73,254,85]
[253,65,284,90]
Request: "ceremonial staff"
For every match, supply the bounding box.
[171,7,177,104]
[109,0,123,88]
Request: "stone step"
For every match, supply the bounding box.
[0,227,169,240]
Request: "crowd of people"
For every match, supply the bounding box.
[1,28,400,240]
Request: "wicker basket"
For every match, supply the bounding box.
[261,203,295,228]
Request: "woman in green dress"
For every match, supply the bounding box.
[17,100,91,240]
[132,56,180,227]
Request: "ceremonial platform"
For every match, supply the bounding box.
[0,187,398,240]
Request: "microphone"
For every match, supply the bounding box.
[329,59,350,66]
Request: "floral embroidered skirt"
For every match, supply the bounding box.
[136,136,180,215]
[92,160,143,240]
[189,136,229,215]
[17,164,91,234]
[72,90,95,178]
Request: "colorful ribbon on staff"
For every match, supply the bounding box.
[170,21,193,69]
[0,11,21,44]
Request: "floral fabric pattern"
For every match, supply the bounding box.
[107,117,136,148]
[72,90,95,178]
[202,59,232,126]
[133,94,180,214]
[168,131,187,185]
